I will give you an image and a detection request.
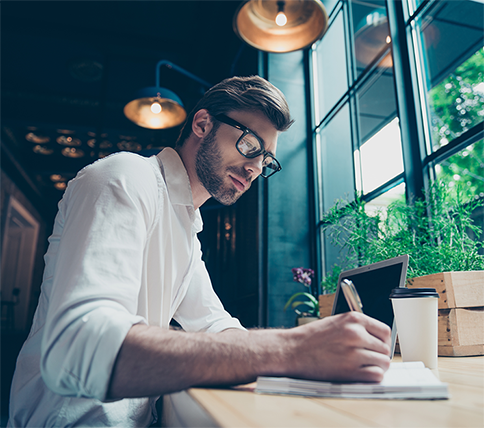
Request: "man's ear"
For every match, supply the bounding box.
[192,109,213,138]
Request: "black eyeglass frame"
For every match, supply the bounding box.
[214,114,282,178]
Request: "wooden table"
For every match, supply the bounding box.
[163,357,484,427]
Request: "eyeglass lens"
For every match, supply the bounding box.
[237,134,279,177]
[214,114,281,178]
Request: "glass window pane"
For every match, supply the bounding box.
[413,0,424,12]
[416,0,484,152]
[351,0,390,78]
[356,59,401,195]
[434,139,484,201]
[315,10,348,122]
[406,0,422,17]
[357,66,398,144]
[358,118,404,194]
[319,103,354,211]
[321,224,349,287]
[365,183,406,215]
[322,0,339,17]
[427,47,484,151]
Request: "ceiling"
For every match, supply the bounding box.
[1,0,259,217]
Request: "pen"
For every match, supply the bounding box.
[341,279,364,313]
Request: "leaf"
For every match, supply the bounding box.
[283,292,319,311]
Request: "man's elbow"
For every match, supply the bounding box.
[40,329,111,401]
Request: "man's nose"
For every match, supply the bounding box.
[244,155,264,178]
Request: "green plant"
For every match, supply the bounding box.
[320,265,342,295]
[284,268,319,317]
[321,181,484,291]
[428,47,484,160]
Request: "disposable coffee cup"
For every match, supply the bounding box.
[389,288,440,369]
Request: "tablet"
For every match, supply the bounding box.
[331,255,409,357]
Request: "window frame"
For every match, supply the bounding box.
[310,0,484,291]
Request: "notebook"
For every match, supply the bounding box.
[255,361,449,400]
[331,255,409,357]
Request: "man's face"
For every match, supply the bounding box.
[195,110,279,206]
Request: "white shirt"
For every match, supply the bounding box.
[8,148,244,427]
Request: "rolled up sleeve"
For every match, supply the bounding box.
[40,153,159,401]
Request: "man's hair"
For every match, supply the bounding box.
[176,75,294,147]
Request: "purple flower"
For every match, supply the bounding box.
[291,267,314,288]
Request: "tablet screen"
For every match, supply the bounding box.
[333,263,405,327]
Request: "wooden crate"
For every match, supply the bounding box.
[438,308,484,356]
[318,293,335,318]
[407,271,484,309]
[407,271,484,357]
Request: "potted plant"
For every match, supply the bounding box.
[284,267,319,326]
[319,180,484,355]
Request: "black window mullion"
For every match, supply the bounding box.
[387,0,426,201]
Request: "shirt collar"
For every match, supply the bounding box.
[155,148,203,232]
[156,147,193,207]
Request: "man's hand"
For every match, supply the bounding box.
[278,312,392,383]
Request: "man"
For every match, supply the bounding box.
[8,76,391,427]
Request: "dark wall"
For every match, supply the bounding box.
[198,185,261,329]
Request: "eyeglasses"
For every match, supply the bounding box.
[214,114,282,178]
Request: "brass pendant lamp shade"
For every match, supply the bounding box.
[124,60,212,130]
[124,87,187,129]
[234,0,328,53]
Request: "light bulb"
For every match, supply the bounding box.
[386,36,392,44]
[149,117,162,127]
[150,102,162,114]
[275,11,287,26]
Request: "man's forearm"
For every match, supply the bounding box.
[108,324,289,399]
[108,312,392,399]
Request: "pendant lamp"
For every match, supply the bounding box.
[233,0,328,53]
[124,60,212,129]
[354,9,392,68]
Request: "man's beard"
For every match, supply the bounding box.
[195,127,251,206]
